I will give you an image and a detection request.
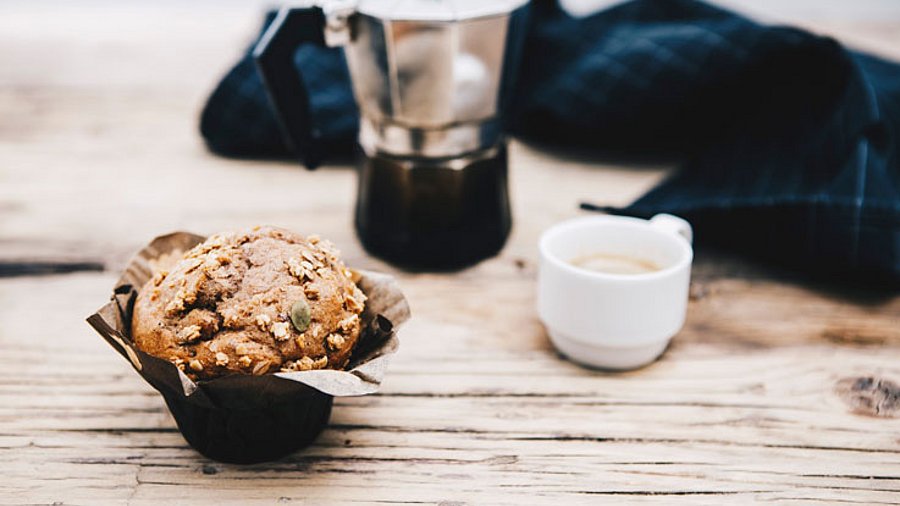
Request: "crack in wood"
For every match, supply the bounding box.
[767,498,900,505]
[574,490,778,495]
[800,474,900,480]
[0,260,104,277]
[50,427,180,434]
[503,435,900,454]
[373,393,816,410]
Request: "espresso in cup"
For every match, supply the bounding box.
[569,253,661,275]
[538,214,693,370]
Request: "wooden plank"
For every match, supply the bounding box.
[0,266,898,504]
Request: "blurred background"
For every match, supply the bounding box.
[1,0,899,268]
[1,0,897,107]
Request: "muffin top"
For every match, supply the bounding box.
[131,226,367,381]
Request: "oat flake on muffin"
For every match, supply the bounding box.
[131,226,367,380]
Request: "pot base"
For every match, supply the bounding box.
[354,144,511,270]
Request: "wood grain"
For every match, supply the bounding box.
[1,1,899,504]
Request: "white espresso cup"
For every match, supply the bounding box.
[537,214,693,370]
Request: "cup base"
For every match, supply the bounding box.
[547,330,671,371]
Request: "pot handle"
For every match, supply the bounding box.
[253,6,330,169]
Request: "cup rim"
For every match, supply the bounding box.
[539,215,693,281]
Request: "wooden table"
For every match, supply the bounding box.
[2,1,899,504]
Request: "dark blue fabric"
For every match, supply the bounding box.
[201,12,357,158]
[200,0,900,286]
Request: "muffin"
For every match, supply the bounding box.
[88,229,408,464]
[131,226,367,381]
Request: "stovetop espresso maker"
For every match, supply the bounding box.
[255,0,529,268]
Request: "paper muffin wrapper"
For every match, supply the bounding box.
[86,232,410,464]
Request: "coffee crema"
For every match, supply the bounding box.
[568,253,661,275]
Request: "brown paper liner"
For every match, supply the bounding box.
[86,232,410,464]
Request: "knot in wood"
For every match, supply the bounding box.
[835,376,900,417]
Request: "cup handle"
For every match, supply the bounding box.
[650,214,693,244]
